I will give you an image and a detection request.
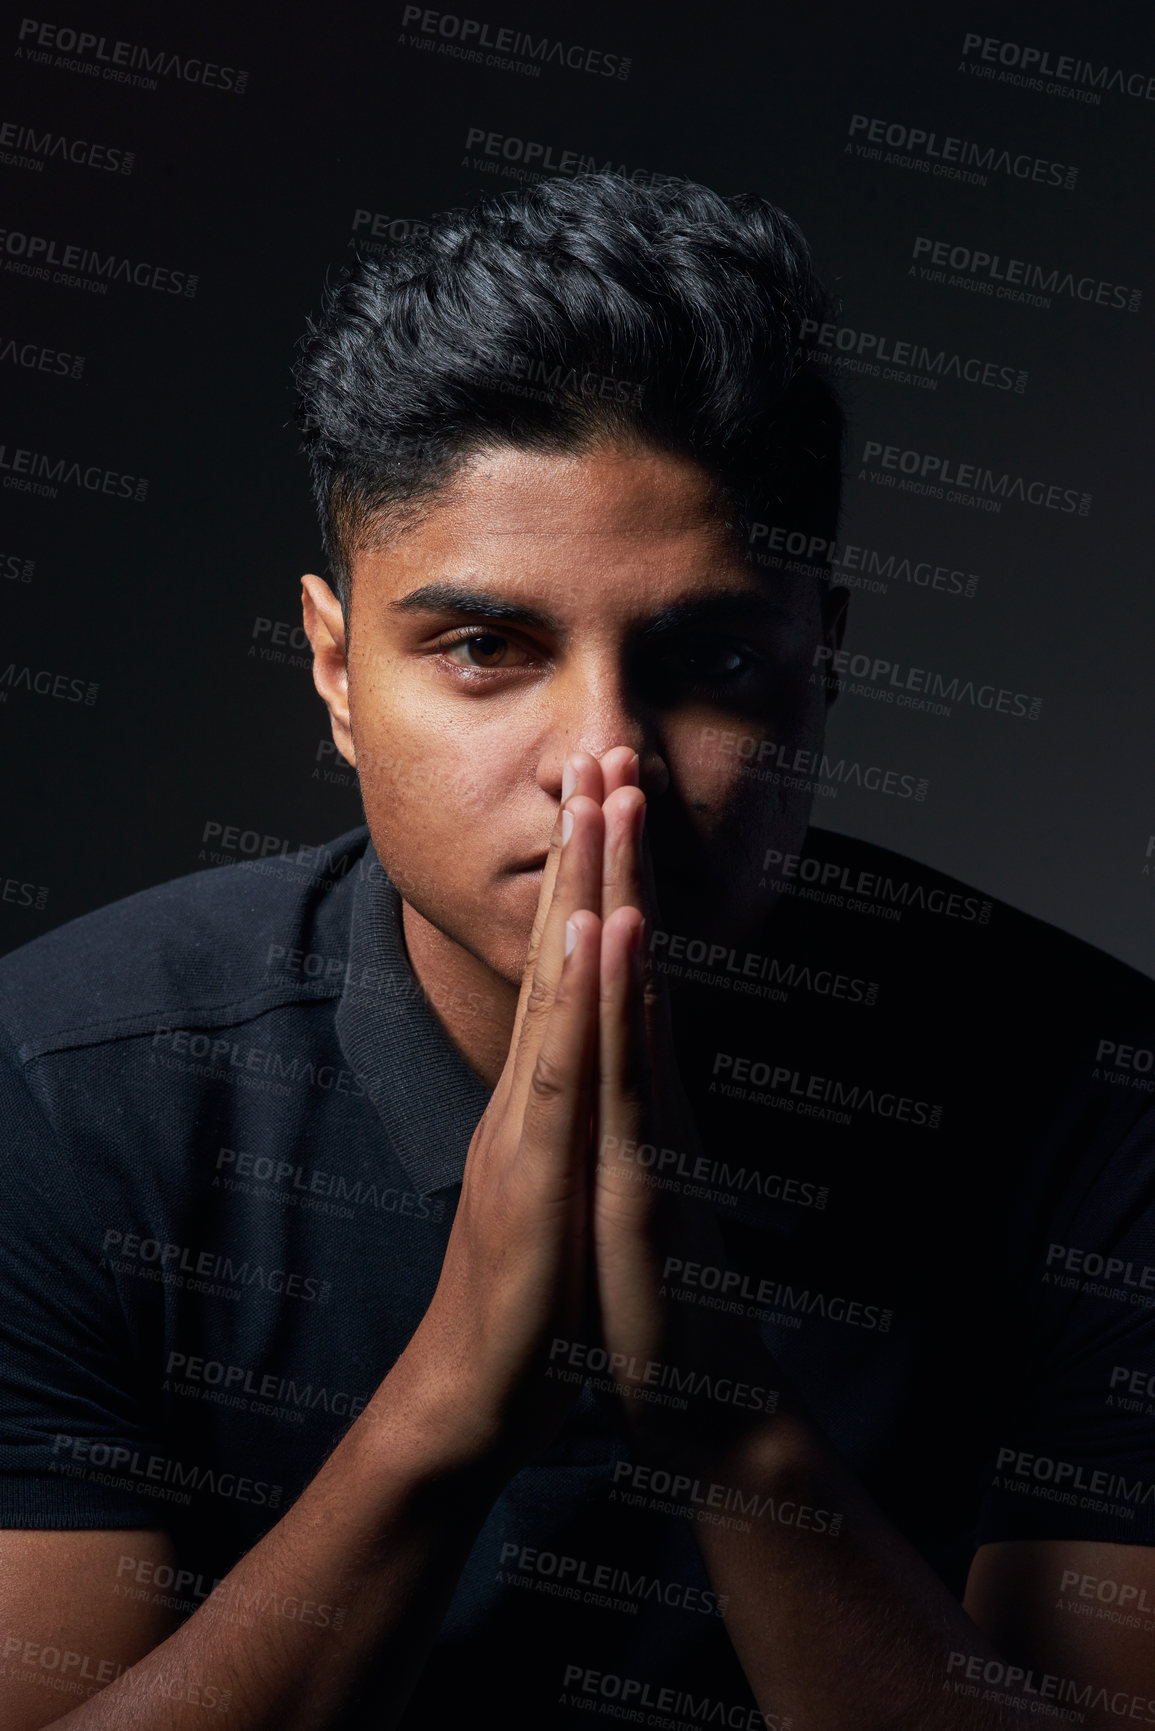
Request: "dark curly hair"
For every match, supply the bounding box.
[295,173,843,612]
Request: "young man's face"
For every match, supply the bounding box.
[306,441,843,988]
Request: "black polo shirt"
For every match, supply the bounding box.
[1,823,1154,1726]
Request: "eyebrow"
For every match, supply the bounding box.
[389,582,565,634]
[389,580,789,637]
[637,591,793,635]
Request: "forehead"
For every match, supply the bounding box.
[429,442,729,542]
[353,442,769,612]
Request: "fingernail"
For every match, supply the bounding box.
[562,761,576,802]
[565,918,578,956]
[561,809,574,846]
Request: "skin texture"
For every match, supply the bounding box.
[2,440,1154,1730]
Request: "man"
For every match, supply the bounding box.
[1,174,1153,1729]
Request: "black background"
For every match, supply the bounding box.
[3,0,1153,972]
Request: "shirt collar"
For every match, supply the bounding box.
[335,838,492,1196]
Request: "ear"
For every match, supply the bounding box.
[819,583,850,709]
[301,574,355,768]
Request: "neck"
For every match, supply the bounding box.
[400,899,519,1089]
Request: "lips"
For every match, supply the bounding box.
[509,854,548,874]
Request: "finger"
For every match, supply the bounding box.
[511,794,604,1100]
[522,752,605,981]
[599,746,639,798]
[635,810,678,1066]
[601,784,646,927]
[596,905,649,1193]
[512,753,606,1049]
[564,750,607,808]
[521,907,601,1180]
[598,777,674,1103]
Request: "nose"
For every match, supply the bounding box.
[535,657,668,799]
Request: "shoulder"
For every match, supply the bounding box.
[0,826,370,1064]
[773,826,1155,1120]
[795,825,1155,1011]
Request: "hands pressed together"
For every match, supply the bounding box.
[402,746,779,1477]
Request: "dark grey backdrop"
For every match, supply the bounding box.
[3,0,1153,972]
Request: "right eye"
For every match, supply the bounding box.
[441,633,532,669]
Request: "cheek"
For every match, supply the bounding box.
[348,668,527,872]
[663,706,823,887]
[668,717,779,816]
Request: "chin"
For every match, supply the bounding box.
[476,933,533,990]
[464,893,536,983]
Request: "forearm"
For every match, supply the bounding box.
[683,1407,1020,1731]
[48,1364,505,1731]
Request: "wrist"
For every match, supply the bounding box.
[357,1333,537,1496]
[369,1366,498,1479]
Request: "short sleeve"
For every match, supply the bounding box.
[978,1086,1155,1548]
[0,1036,164,1528]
